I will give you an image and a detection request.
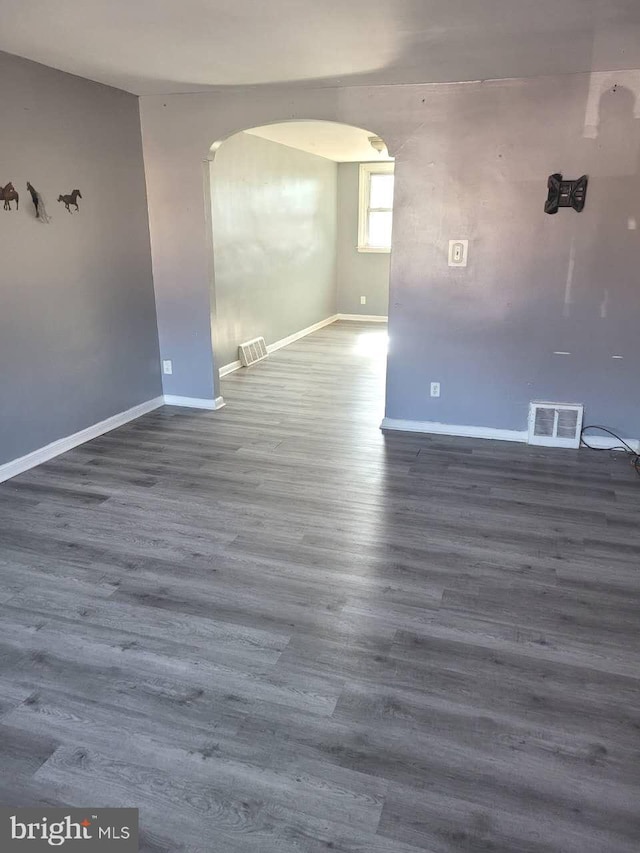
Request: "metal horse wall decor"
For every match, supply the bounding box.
[1,182,19,210]
[58,189,82,213]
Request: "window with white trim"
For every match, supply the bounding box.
[358,162,395,252]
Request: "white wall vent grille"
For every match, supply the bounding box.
[528,402,583,448]
[238,336,268,368]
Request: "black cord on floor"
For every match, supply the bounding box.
[581,425,640,477]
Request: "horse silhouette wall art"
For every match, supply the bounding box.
[1,182,19,211]
[58,189,82,213]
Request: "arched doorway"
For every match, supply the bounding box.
[206,120,394,415]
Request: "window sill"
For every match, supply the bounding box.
[357,245,391,254]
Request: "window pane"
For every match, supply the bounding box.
[368,211,393,248]
[369,174,394,209]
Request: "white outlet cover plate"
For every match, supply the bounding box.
[448,239,469,267]
[162,359,173,375]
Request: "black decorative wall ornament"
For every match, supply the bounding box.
[544,173,588,214]
[1,182,19,211]
[58,189,82,213]
[27,182,52,223]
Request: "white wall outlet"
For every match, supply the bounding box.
[360,296,367,305]
[448,239,469,267]
[430,382,441,397]
[162,359,173,375]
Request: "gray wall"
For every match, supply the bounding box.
[211,132,337,368]
[336,162,390,316]
[140,69,640,438]
[0,51,161,466]
[385,75,640,436]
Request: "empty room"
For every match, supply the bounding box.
[0,2,639,852]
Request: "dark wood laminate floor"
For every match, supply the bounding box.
[1,320,640,852]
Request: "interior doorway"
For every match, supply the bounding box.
[206,120,394,414]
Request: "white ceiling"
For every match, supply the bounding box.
[245,122,392,163]
[0,0,639,96]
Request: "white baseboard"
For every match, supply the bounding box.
[163,395,226,410]
[580,435,640,452]
[0,396,165,484]
[381,418,640,452]
[219,360,242,377]
[0,392,230,485]
[267,314,338,353]
[380,417,528,443]
[218,314,339,377]
[337,313,388,322]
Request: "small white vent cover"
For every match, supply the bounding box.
[528,402,583,448]
[238,336,268,368]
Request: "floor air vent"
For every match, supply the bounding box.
[238,336,269,368]
[528,402,583,448]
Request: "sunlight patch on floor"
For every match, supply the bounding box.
[353,330,388,357]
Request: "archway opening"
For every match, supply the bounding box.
[207,120,394,419]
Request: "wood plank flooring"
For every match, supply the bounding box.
[1,320,639,852]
